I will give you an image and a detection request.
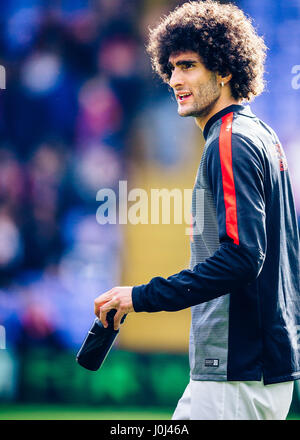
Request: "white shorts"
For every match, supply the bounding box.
[172,378,294,420]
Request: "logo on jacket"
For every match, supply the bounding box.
[205,358,219,367]
[274,143,288,171]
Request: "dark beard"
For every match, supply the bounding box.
[184,93,220,118]
[179,73,221,118]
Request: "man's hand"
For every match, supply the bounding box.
[94,286,134,330]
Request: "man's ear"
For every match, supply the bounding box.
[217,72,232,86]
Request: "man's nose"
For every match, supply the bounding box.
[169,68,184,89]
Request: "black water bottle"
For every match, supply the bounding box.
[76,310,126,371]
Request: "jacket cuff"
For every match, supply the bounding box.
[132,285,146,312]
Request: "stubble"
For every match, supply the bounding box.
[179,72,220,118]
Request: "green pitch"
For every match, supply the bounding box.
[0,404,173,420]
[0,404,299,420]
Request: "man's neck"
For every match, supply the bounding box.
[195,97,241,132]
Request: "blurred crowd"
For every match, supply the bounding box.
[0,0,181,351]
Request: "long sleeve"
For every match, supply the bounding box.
[132,126,267,313]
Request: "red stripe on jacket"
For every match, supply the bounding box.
[219,112,239,245]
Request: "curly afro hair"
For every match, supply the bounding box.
[146,0,267,101]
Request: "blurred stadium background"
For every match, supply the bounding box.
[0,0,300,420]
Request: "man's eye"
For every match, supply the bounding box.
[182,63,194,70]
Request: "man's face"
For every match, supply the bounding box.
[168,51,221,118]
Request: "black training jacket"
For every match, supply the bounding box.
[132,104,300,384]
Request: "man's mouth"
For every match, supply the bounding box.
[177,92,192,102]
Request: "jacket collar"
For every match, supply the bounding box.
[203,104,245,140]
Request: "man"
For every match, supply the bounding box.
[94,0,300,419]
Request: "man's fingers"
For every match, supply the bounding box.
[94,290,113,317]
[99,299,116,328]
[94,300,107,318]
[113,309,125,331]
[99,306,109,328]
[94,286,133,327]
